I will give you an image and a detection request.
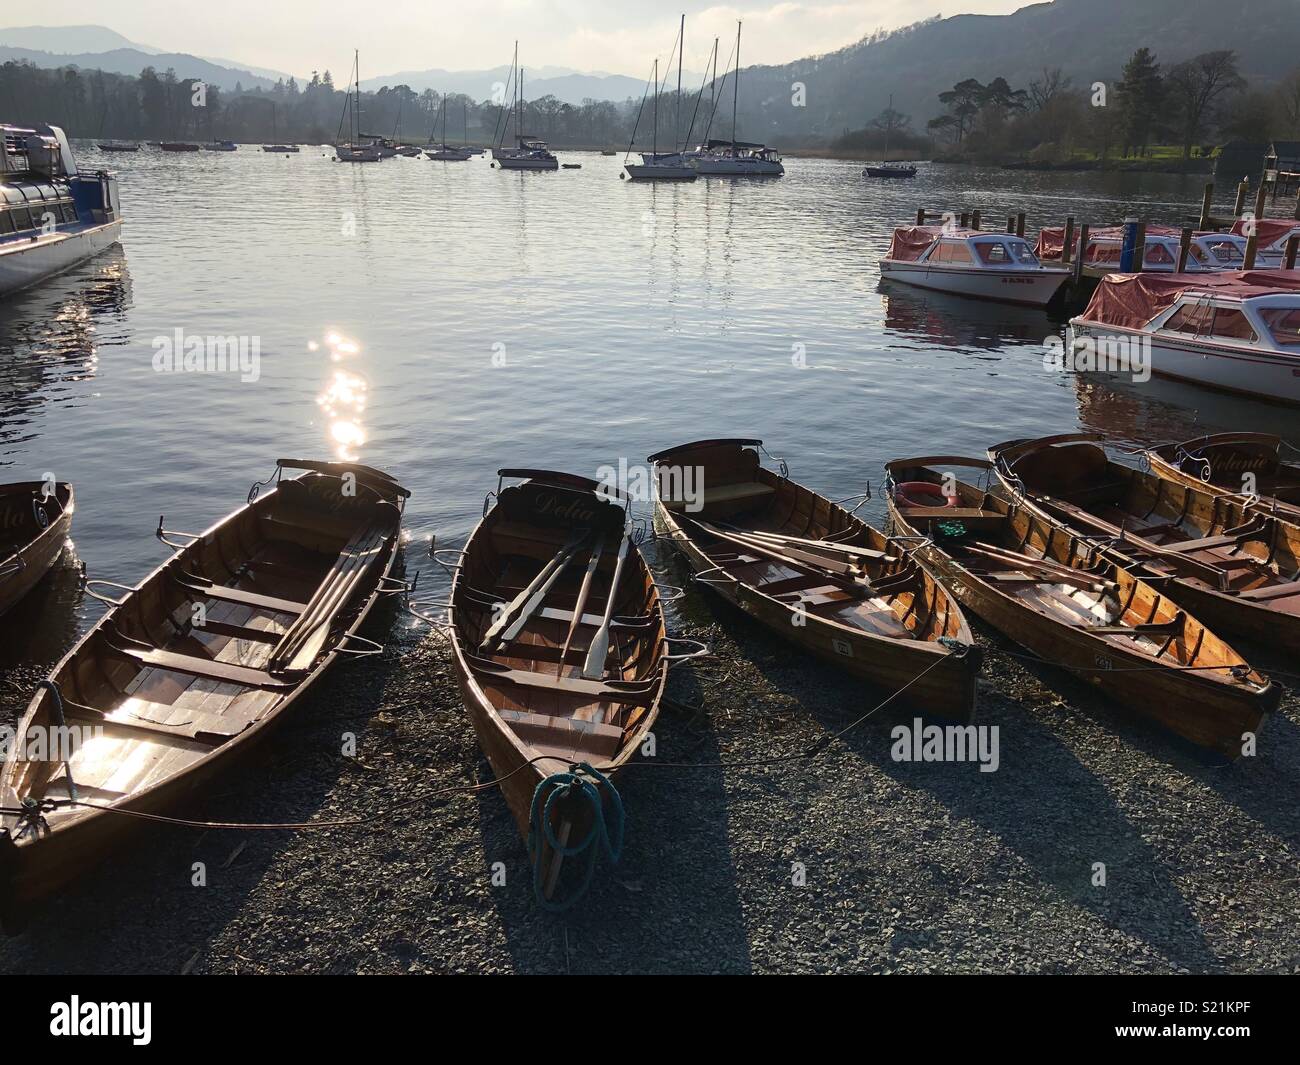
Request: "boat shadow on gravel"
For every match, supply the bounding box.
[677,584,1246,972]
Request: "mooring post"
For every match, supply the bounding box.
[971,210,981,230]
[1073,223,1090,284]
[1177,227,1192,272]
[1133,221,1146,270]
[1253,182,1268,225]
[1198,182,1214,229]
[1294,195,1300,222]
[1006,214,1015,234]
[959,211,970,229]
[916,208,926,225]
[1234,179,1249,218]
[1015,211,1026,238]
[1285,234,1299,269]
[1062,216,1076,265]
[1119,217,1139,272]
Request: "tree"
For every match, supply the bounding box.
[1028,68,1070,112]
[1274,68,1300,137]
[935,78,985,143]
[1166,50,1246,159]
[1115,48,1163,158]
[869,105,910,137]
[982,77,1028,117]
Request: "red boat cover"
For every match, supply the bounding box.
[1230,218,1300,248]
[886,225,983,262]
[1036,224,1186,260]
[1076,269,1300,330]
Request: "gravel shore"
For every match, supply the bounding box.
[2,541,1298,975]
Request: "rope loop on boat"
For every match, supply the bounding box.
[528,762,624,912]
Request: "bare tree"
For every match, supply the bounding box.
[1166,50,1246,159]
[1028,68,1071,112]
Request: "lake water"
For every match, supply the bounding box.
[2,148,1298,665]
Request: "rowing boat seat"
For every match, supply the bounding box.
[107,642,297,690]
[499,708,623,759]
[171,572,308,616]
[661,482,775,512]
[467,655,659,706]
[89,698,255,745]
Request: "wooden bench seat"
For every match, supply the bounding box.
[498,708,623,759]
[469,657,658,706]
[109,643,296,690]
[172,573,308,616]
[661,481,775,511]
[88,697,256,745]
[1239,580,1300,602]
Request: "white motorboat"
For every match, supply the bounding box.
[880,225,1070,306]
[1068,270,1300,404]
[1230,218,1300,269]
[1036,224,1246,274]
[0,123,123,298]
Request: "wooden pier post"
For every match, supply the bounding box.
[1006,215,1015,234]
[1198,182,1214,229]
[1015,211,1026,238]
[959,211,970,229]
[1234,179,1249,218]
[971,210,981,230]
[916,208,926,225]
[1294,195,1300,222]
[1073,223,1089,285]
[1286,234,1299,270]
[1177,227,1192,272]
[1132,222,1146,270]
[1253,182,1268,225]
[1062,216,1076,265]
[1245,232,1259,269]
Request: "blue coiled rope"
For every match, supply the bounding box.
[528,762,624,912]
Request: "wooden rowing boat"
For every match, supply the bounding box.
[1143,432,1300,523]
[988,433,1300,653]
[0,481,74,619]
[650,439,981,721]
[884,455,1278,757]
[0,459,407,926]
[448,470,670,899]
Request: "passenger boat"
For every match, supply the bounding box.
[650,439,981,720]
[0,124,123,298]
[622,24,698,182]
[987,433,1300,653]
[158,142,201,152]
[884,454,1278,756]
[863,164,916,179]
[0,481,74,619]
[95,142,139,153]
[0,459,407,924]
[203,140,237,152]
[447,470,669,898]
[1144,432,1300,522]
[880,226,1070,306]
[686,24,783,177]
[1230,218,1300,269]
[1036,224,1244,273]
[1067,270,1300,404]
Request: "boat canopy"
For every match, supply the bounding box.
[1230,218,1300,248]
[1076,270,1300,330]
[699,138,766,150]
[886,225,984,262]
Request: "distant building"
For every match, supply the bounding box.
[1215,140,1300,181]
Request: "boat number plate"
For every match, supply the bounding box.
[832,637,853,657]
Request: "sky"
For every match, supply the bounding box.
[12,1,1030,78]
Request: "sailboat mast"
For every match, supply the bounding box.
[731,21,740,147]
[676,12,684,153]
[652,58,658,158]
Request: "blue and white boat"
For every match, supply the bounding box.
[1,124,123,298]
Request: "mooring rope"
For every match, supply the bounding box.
[527,762,624,912]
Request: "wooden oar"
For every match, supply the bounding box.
[690,519,873,598]
[707,525,874,579]
[582,533,631,679]
[556,533,605,676]
[715,523,896,562]
[480,530,586,652]
[957,542,1118,594]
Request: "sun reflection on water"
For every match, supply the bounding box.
[313,331,369,461]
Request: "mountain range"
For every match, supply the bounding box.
[5,3,1300,138]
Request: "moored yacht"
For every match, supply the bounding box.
[1068,270,1300,404]
[622,18,698,182]
[686,23,783,177]
[335,52,383,162]
[880,225,1070,306]
[425,96,472,160]
[0,124,123,297]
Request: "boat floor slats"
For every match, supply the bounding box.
[62,731,208,796]
[84,697,252,745]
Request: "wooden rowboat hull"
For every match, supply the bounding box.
[1144,434,1300,524]
[650,439,981,722]
[448,470,668,897]
[0,461,406,928]
[0,482,74,619]
[886,459,1278,758]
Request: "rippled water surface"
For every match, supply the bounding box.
[3,148,1298,656]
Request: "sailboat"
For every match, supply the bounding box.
[391,94,422,155]
[425,95,471,160]
[335,51,382,162]
[622,15,697,181]
[688,21,783,177]
[863,94,917,178]
[263,103,300,152]
[491,45,559,171]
